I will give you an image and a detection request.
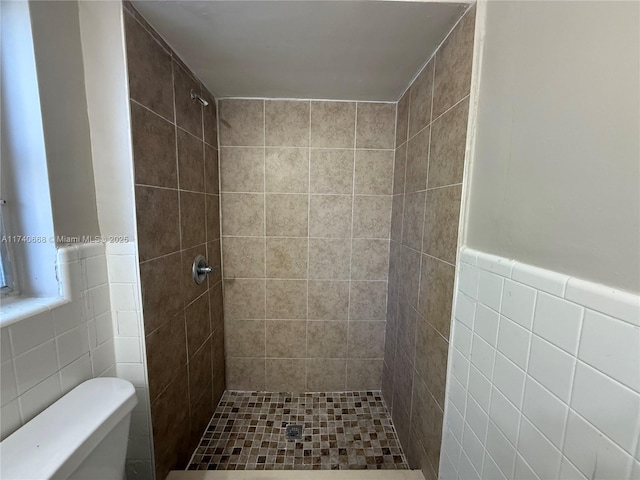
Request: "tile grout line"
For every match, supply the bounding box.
[346,102,358,391]
[221,145,394,152]
[305,100,311,391]
[382,102,399,389]
[263,99,267,390]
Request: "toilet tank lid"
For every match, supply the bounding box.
[0,378,137,480]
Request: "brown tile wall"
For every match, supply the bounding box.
[382,6,476,480]
[219,99,396,392]
[122,4,224,479]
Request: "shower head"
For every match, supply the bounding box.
[190,89,209,107]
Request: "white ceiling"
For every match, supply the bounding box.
[131,1,471,101]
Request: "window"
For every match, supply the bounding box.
[0,201,17,296]
[1,0,58,306]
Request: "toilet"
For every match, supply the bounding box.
[0,378,138,480]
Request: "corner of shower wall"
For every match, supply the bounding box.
[120,2,225,479]
[383,4,477,479]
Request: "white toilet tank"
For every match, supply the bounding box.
[0,378,138,480]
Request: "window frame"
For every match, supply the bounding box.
[0,200,18,297]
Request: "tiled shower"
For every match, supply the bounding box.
[219,98,395,392]
[384,9,475,479]
[123,5,224,478]
[121,0,477,475]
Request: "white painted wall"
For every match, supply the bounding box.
[78,0,137,240]
[28,0,101,241]
[463,0,640,294]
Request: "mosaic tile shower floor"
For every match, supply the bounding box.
[187,391,409,470]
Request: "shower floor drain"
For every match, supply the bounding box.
[285,424,302,440]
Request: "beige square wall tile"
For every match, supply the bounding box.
[352,196,392,239]
[223,279,265,319]
[356,102,396,149]
[219,99,264,147]
[179,191,206,248]
[135,186,180,262]
[382,362,395,408]
[409,60,434,138]
[390,194,404,244]
[174,63,203,139]
[415,320,448,409]
[266,280,307,319]
[307,321,348,358]
[388,241,402,289]
[432,7,475,118]
[387,283,399,330]
[222,237,265,278]
[393,143,407,196]
[351,239,389,281]
[350,281,388,320]
[307,359,347,391]
[266,359,306,392]
[402,191,426,252]
[398,303,418,369]
[422,185,461,264]
[418,255,455,340]
[405,126,430,193]
[219,147,264,193]
[130,105,177,189]
[265,194,308,237]
[396,90,410,148]
[265,100,310,147]
[355,150,394,195]
[225,320,265,357]
[348,321,386,358]
[265,148,309,193]
[309,149,354,194]
[310,101,356,148]
[393,347,415,416]
[221,193,264,236]
[226,357,265,390]
[266,320,306,358]
[307,281,349,320]
[347,359,383,390]
[427,97,469,189]
[383,320,397,374]
[124,12,173,121]
[308,238,351,280]
[177,128,205,193]
[266,237,308,279]
[206,194,221,242]
[205,144,219,195]
[308,195,352,238]
[399,246,421,310]
[208,239,223,285]
[414,379,444,472]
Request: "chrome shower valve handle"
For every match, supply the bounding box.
[192,254,218,285]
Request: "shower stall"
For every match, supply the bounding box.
[121,0,476,477]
